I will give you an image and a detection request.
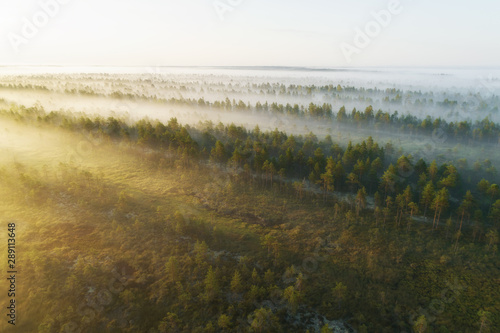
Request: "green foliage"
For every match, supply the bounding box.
[0,105,499,333]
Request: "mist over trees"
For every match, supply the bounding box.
[0,69,499,332]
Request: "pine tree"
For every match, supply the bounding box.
[380,164,397,195]
[407,202,418,231]
[413,315,427,333]
[230,270,242,293]
[432,188,449,230]
[355,187,367,216]
[217,314,231,331]
[332,282,347,310]
[421,181,435,218]
[203,266,220,302]
[164,256,179,282]
[458,190,475,233]
[428,160,438,181]
[283,286,301,313]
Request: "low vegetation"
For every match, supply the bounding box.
[0,104,498,332]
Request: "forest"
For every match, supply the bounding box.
[0,88,498,332]
[4,0,500,330]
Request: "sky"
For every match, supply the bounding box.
[1,0,499,68]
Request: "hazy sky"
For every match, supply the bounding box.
[1,0,499,67]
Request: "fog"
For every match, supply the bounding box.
[1,66,499,168]
[1,67,499,124]
[0,118,77,168]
